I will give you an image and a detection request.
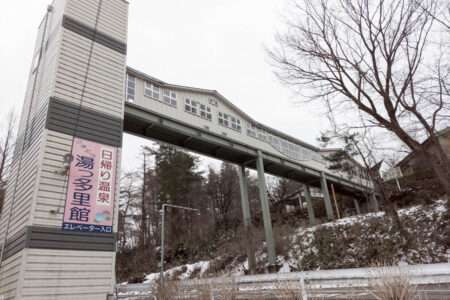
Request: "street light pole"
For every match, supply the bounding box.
[160,205,165,283]
[160,204,199,284]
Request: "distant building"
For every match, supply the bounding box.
[285,186,323,207]
[396,127,450,177]
[319,148,371,180]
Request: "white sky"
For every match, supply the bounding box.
[0,0,328,173]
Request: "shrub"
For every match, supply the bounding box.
[368,266,419,300]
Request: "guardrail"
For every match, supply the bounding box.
[116,263,450,298]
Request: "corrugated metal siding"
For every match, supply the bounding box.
[46,97,123,147]
[0,0,65,264]
[0,251,24,300]
[11,101,48,165]
[0,134,43,241]
[31,130,71,228]
[1,0,127,298]
[53,28,125,117]
[2,228,27,261]
[62,15,126,54]
[52,0,128,120]
[48,0,66,34]
[27,227,116,252]
[34,0,127,228]
[2,225,116,265]
[15,2,62,143]
[20,249,115,299]
[65,0,128,44]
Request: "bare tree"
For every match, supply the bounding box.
[268,177,301,205]
[118,171,140,251]
[0,110,16,215]
[320,115,410,242]
[139,147,151,250]
[206,162,240,227]
[269,0,450,195]
[206,166,219,229]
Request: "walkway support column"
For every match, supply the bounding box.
[320,172,335,220]
[354,199,361,215]
[371,194,379,212]
[256,150,277,269]
[298,195,304,212]
[304,184,315,224]
[237,165,256,274]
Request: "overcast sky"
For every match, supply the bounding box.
[0,0,329,173]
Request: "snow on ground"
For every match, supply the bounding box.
[141,200,448,283]
[144,260,210,283]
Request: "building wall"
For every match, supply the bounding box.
[431,131,450,160]
[53,27,126,116]
[128,72,372,187]
[0,0,64,296]
[0,252,25,300]
[441,133,450,157]
[20,249,115,300]
[0,0,64,242]
[399,129,450,177]
[0,0,128,299]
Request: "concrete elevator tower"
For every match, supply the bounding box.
[0,0,128,298]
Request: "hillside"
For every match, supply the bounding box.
[140,199,449,283]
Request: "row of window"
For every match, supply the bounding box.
[247,123,324,162]
[144,82,178,107]
[219,112,242,131]
[185,98,212,120]
[124,75,325,163]
[126,76,215,114]
[126,76,239,128]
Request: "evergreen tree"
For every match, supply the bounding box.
[149,144,203,244]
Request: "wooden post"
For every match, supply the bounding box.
[331,184,341,219]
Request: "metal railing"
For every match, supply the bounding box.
[116,263,450,299]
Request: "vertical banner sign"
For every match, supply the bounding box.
[62,138,117,233]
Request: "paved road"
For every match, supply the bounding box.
[117,283,450,299]
[306,284,450,299]
[234,284,450,299]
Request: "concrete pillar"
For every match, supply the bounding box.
[304,184,315,223]
[371,194,379,212]
[353,199,361,215]
[298,194,304,212]
[320,172,334,220]
[237,165,256,274]
[256,150,277,268]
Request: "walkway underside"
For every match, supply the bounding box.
[124,103,368,198]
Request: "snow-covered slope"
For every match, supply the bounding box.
[142,200,449,283]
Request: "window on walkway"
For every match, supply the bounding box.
[125,74,135,103]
